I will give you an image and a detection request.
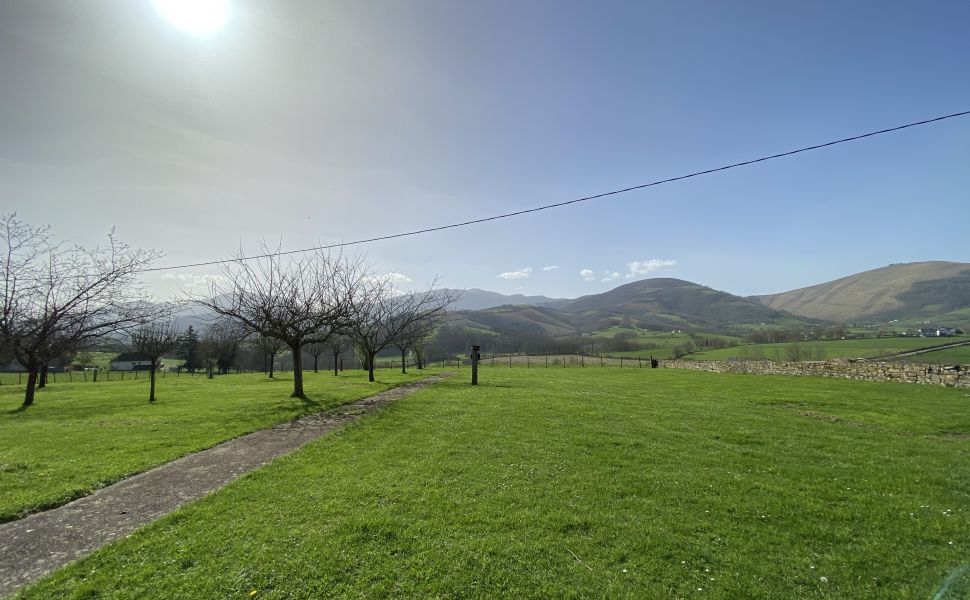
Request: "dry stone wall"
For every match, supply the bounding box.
[660,358,969,388]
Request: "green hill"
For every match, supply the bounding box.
[559,278,813,332]
[755,261,970,324]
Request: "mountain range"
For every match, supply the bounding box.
[448,261,970,336]
[170,261,970,338]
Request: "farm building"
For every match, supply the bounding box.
[109,353,158,371]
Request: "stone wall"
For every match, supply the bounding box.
[660,358,970,388]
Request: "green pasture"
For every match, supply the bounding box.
[14,369,970,599]
[897,344,970,365]
[0,368,438,523]
[688,336,969,361]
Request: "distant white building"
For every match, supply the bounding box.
[110,353,157,371]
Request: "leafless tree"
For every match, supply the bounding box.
[255,334,287,378]
[304,342,327,373]
[0,214,161,407]
[392,312,447,374]
[199,319,250,378]
[128,321,180,403]
[324,333,350,376]
[198,245,362,398]
[347,276,456,382]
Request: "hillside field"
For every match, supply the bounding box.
[688,336,969,361]
[898,344,970,365]
[12,369,970,599]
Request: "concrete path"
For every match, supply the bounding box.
[0,373,451,597]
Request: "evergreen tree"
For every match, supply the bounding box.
[178,326,201,372]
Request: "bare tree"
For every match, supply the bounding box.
[199,319,250,379]
[324,333,349,376]
[304,342,327,373]
[198,246,361,398]
[128,321,180,403]
[0,214,161,408]
[392,313,447,374]
[347,277,456,382]
[255,334,287,378]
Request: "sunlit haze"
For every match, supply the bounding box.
[152,0,229,35]
[1,1,968,300]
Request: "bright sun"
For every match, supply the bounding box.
[152,0,229,35]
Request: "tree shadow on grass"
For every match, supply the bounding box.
[292,394,324,411]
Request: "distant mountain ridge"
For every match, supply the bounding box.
[754,261,970,324]
[449,278,814,336]
[443,288,567,311]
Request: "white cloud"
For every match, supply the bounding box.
[601,271,621,282]
[385,272,412,284]
[626,258,677,279]
[497,267,533,280]
[160,272,229,287]
[580,268,595,281]
[542,265,560,271]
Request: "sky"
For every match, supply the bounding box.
[1,0,968,301]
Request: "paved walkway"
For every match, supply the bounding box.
[0,373,451,597]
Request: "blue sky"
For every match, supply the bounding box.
[1,0,968,299]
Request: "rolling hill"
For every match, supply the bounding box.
[754,261,970,324]
[448,278,814,337]
[559,278,812,331]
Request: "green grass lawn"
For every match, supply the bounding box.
[15,369,970,599]
[0,368,439,523]
[689,336,969,361]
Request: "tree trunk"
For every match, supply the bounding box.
[23,369,39,408]
[368,351,376,382]
[149,360,158,403]
[333,352,339,376]
[313,353,318,373]
[291,342,305,398]
[268,353,275,378]
[401,349,407,374]
[207,365,214,379]
[38,363,49,389]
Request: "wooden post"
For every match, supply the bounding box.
[68,371,72,383]
[509,355,512,368]
[471,345,480,385]
[545,355,548,368]
[600,355,604,367]
[620,356,623,368]
[639,356,642,368]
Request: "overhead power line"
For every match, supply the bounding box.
[140,109,970,274]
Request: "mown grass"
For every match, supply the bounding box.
[15,369,970,599]
[689,336,969,361]
[0,368,438,522]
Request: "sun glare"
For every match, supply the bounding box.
[153,0,229,35]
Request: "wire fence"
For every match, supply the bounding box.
[0,354,661,387]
